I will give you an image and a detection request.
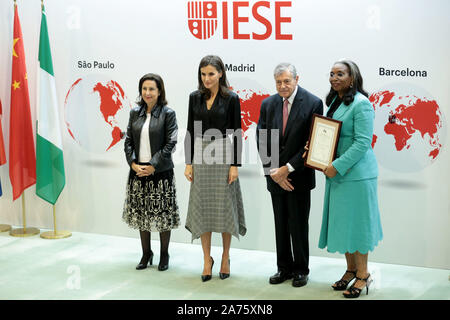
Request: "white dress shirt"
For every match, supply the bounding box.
[138,112,152,163]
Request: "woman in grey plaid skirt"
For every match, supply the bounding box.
[123,73,180,271]
[184,55,246,282]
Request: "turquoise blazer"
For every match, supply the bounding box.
[331,92,378,182]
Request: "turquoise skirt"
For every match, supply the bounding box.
[318,177,383,254]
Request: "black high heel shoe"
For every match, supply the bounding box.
[158,253,169,271]
[136,251,154,270]
[219,259,230,280]
[343,274,373,298]
[201,257,214,282]
[332,270,357,291]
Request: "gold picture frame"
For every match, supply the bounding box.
[305,114,342,171]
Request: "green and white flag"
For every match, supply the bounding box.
[36,5,65,204]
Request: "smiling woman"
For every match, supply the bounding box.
[319,59,383,299]
[122,73,179,272]
[184,55,246,282]
[141,79,159,110]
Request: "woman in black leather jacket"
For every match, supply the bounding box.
[123,73,179,271]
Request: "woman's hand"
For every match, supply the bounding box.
[184,165,193,182]
[302,141,309,159]
[131,162,142,174]
[140,165,155,176]
[132,162,155,177]
[228,166,238,185]
[323,164,337,178]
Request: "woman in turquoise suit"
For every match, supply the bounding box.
[318,59,383,298]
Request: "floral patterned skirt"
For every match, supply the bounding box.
[123,169,180,232]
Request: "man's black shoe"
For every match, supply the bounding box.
[269,271,293,284]
[292,274,308,287]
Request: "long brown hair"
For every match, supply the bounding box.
[197,55,230,100]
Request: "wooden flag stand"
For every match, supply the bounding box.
[10,193,40,237]
[40,205,71,239]
[0,224,12,232]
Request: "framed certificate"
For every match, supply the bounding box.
[304,114,342,171]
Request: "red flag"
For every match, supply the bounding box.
[0,99,6,166]
[9,4,36,200]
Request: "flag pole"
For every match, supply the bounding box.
[22,192,26,232]
[1,1,15,234]
[53,205,57,234]
[10,191,40,237]
[40,204,71,239]
[37,0,70,240]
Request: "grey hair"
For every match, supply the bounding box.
[273,62,297,79]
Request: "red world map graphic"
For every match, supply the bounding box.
[92,81,126,150]
[233,88,269,139]
[65,77,129,153]
[370,90,443,160]
[65,78,269,152]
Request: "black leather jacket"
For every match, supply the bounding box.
[124,104,178,175]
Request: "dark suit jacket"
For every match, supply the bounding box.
[124,104,178,176]
[256,86,323,194]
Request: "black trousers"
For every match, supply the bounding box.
[270,189,311,275]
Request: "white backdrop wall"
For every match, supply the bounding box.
[0,0,449,269]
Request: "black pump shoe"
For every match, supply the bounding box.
[136,251,154,270]
[158,254,169,271]
[219,259,230,280]
[201,257,214,282]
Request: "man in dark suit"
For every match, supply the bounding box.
[257,63,323,287]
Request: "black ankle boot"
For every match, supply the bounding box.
[158,253,169,271]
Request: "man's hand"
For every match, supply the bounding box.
[278,178,294,192]
[270,166,289,184]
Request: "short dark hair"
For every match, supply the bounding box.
[325,59,368,106]
[197,55,230,100]
[137,73,168,107]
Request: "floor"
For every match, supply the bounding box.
[0,230,448,300]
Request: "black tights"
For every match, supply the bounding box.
[139,230,171,257]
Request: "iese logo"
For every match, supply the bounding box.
[188,1,293,40]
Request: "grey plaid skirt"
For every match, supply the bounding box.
[123,169,180,232]
[185,137,246,241]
